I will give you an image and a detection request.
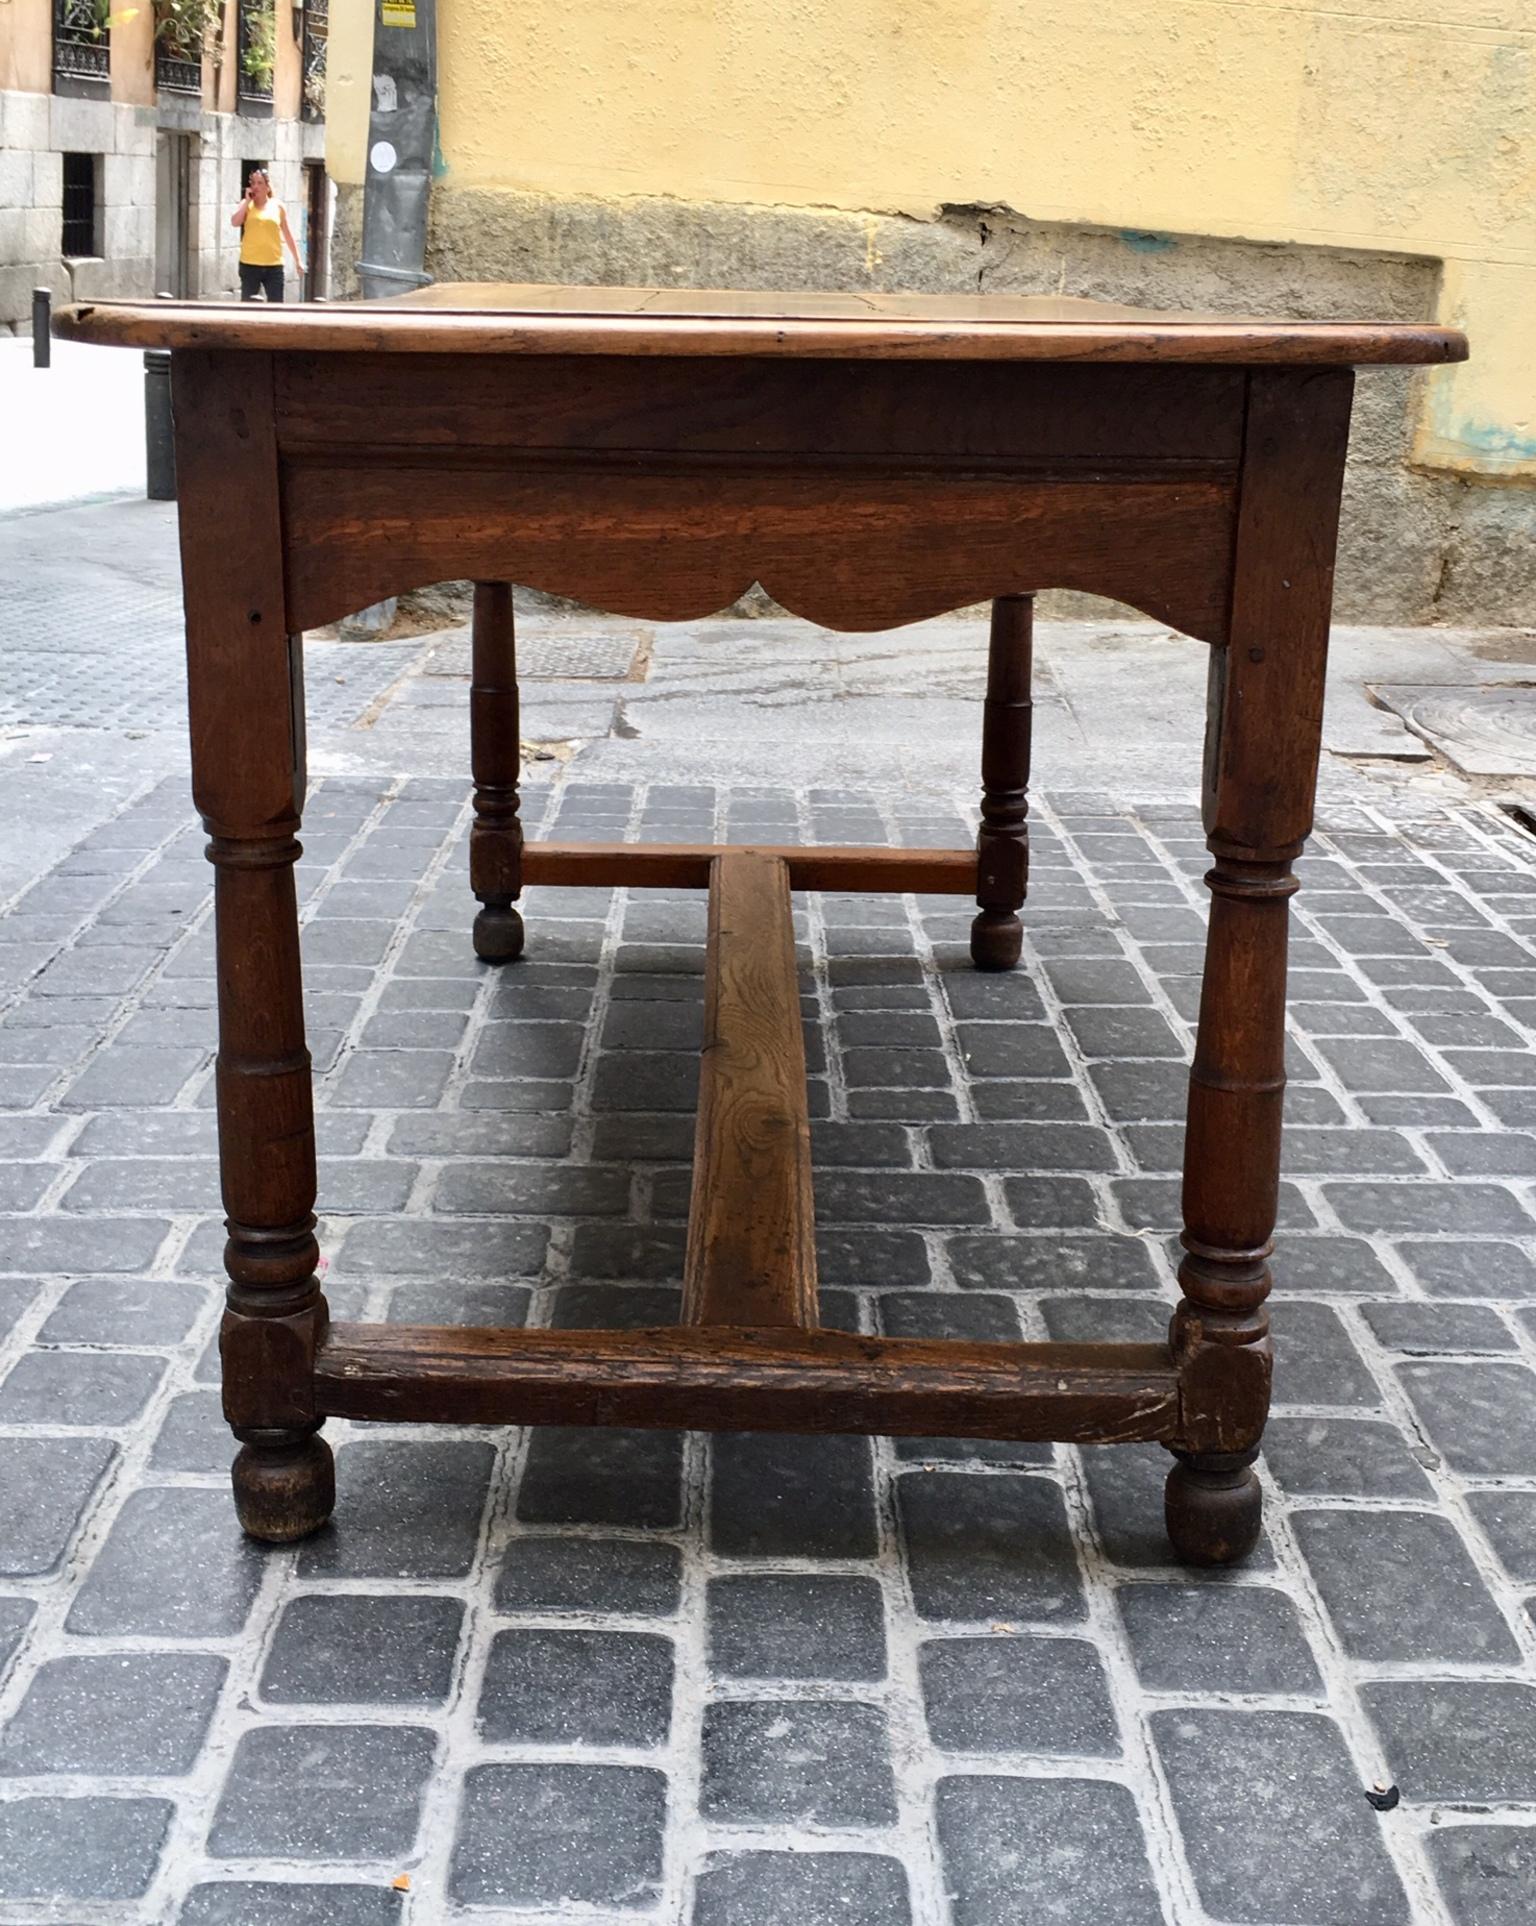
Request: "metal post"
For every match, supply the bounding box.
[32,288,51,369]
[144,291,177,501]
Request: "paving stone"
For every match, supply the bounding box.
[1271,1302,1380,1407]
[0,1435,115,1576]
[1294,1508,1519,1662]
[1114,1176,1315,1232]
[337,1216,548,1277]
[179,1882,404,1924]
[711,1430,876,1557]
[67,1485,264,1635]
[692,1852,911,1926]
[0,1347,165,1424]
[519,1426,684,1529]
[1360,1300,1516,1354]
[899,1471,1084,1622]
[920,1634,1118,1754]
[451,1763,667,1909]
[1269,1235,1401,1295]
[0,1796,173,1901]
[1467,1491,1536,1582]
[480,1627,674,1744]
[494,1534,682,1615]
[1397,1361,1536,1475]
[940,971,1046,1020]
[209,1724,436,1858]
[0,1213,171,1272]
[700,1701,897,1826]
[388,1110,573,1158]
[298,1441,495,1577]
[40,1276,210,1344]
[935,1775,1163,1926]
[815,1168,989,1225]
[1327,1182,1534,1236]
[817,1224,930,1286]
[329,1048,456,1107]
[954,1231,1159,1294]
[260,1594,464,1705]
[0,1652,226,1775]
[954,1022,1073,1079]
[63,1044,206,1107]
[931,1120,1117,1173]
[1152,1709,1408,1924]
[1362,1681,1536,1803]
[1431,1130,1536,1176]
[707,1573,887,1680]
[1428,1828,1536,1926]
[1394,1239,1536,1299]
[1117,1583,1322,1694]
[1262,1416,1434,1499]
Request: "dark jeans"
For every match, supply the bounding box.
[239,264,284,303]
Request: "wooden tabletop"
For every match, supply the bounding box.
[53,282,1466,365]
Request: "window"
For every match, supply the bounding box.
[61,153,100,258]
[53,0,110,93]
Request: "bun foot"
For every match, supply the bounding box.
[473,899,525,964]
[970,909,1023,971]
[232,1430,335,1543]
[1165,1449,1262,1567]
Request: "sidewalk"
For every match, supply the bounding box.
[0,493,1534,1924]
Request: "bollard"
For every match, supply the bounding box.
[144,290,176,502]
[32,288,50,369]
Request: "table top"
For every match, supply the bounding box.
[54,282,1466,365]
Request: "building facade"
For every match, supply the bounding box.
[324,0,1533,627]
[1,0,328,328]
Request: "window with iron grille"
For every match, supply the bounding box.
[238,1,276,105]
[61,152,101,258]
[53,0,111,92]
[301,0,328,123]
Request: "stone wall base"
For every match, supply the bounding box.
[326,183,1531,629]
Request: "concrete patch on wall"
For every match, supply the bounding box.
[331,184,1531,630]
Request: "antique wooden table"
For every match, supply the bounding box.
[57,287,1464,1565]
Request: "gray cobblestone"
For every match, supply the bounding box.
[1,705,1535,1920]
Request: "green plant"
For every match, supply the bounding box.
[239,0,276,84]
[153,0,220,55]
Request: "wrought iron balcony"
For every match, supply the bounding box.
[53,0,110,88]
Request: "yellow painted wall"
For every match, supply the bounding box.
[328,0,1536,480]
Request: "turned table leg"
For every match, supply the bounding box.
[971,593,1032,970]
[173,348,333,1542]
[1167,368,1354,1565]
[469,580,525,963]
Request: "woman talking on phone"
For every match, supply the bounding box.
[231,168,304,302]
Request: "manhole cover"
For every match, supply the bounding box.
[424,631,646,682]
[1372,686,1536,778]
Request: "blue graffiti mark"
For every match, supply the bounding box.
[1119,230,1176,254]
[432,121,449,180]
[1449,420,1536,462]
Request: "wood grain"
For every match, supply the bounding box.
[521,842,979,894]
[280,461,1237,639]
[683,853,817,1330]
[315,1323,1183,1440]
[56,288,1466,365]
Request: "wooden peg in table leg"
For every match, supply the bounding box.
[971,594,1033,971]
[469,580,525,963]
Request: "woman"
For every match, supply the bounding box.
[231,169,304,303]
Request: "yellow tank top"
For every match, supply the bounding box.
[240,200,284,267]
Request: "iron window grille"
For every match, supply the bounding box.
[301,0,327,122]
[237,1,275,105]
[61,151,100,257]
[53,0,111,89]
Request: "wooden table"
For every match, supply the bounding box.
[56,286,1464,1566]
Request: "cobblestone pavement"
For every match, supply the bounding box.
[2,749,1536,1924]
